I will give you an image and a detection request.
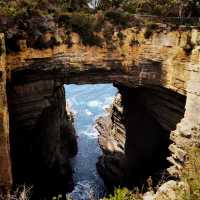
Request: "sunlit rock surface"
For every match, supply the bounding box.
[0,24,200,198]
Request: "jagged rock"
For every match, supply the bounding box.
[97,85,186,188]
[154,180,188,200]
[0,23,200,198]
[96,93,126,187]
[143,191,155,200]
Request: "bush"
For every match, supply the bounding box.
[180,147,200,200]
[103,188,143,200]
[0,0,90,18]
[58,12,103,46]
[105,9,130,27]
[0,0,49,17]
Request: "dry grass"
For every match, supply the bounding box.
[0,185,32,200]
[180,147,200,200]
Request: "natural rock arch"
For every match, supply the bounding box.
[0,26,200,196]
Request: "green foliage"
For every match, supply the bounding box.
[59,12,103,46]
[180,147,200,200]
[103,188,143,200]
[105,9,130,27]
[0,0,90,17]
[97,0,200,17]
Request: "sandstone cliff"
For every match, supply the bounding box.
[96,84,186,189]
[0,21,200,198]
[8,80,77,197]
[0,33,12,196]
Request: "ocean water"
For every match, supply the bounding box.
[64,84,118,200]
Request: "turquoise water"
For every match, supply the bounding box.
[64,84,117,200]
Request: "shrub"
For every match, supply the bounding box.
[0,0,90,17]
[103,187,143,200]
[0,0,49,17]
[58,12,103,46]
[105,9,130,27]
[180,147,200,200]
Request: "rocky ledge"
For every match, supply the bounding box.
[96,84,186,189]
[96,92,126,188]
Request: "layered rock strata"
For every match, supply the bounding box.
[8,80,77,196]
[97,85,186,188]
[6,26,199,95]
[0,34,12,196]
[0,24,200,195]
[96,92,126,187]
[168,43,200,177]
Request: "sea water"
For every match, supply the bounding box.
[64,84,117,200]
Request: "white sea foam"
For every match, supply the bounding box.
[80,130,98,138]
[87,100,102,108]
[85,109,93,116]
[64,84,117,199]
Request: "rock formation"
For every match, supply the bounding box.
[0,34,12,196]
[8,80,77,197]
[96,92,126,187]
[97,85,186,188]
[0,22,200,198]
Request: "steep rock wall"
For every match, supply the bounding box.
[168,45,200,176]
[6,26,199,95]
[8,80,77,196]
[97,85,186,188]
[0,34,12,196]
[0,25,200,194]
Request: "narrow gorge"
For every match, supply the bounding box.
[97,84,186,189]
[0,21,200,199]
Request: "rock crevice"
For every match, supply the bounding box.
[97,85,186,188]
[0,25,200,196]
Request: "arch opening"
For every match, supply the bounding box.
[6,77,186,199]
[65,84,118,199]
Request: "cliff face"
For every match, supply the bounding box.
[0,24,200,196]
[0,34,12,195]
[8,80,77,196]
[97,85,186,188]
[6,26,198,95]
[168,43,200,177]
[96,92,126,187]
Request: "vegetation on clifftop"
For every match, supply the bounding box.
[98,0,200,17]
[180,147,200,200]
[0,0,200,48]
[1,0,200,18]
